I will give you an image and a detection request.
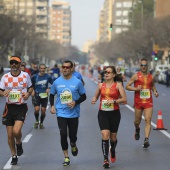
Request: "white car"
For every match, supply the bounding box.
[158,70,166,84]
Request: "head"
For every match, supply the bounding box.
[140,58,148,73]
[39,63,46,75]
[34,65,38,70]
[21,63,26,71]
[104,66,117,81]
[10,56,21,72]
[54,64,58,68]
[116,67,121,73]
[62,60,73,78]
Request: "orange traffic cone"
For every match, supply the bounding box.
[153,110,167,130]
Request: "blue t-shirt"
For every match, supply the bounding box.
[31,73,53,93]
[50,76,86,118]
[72,71,83,81]
[51,68,60,81]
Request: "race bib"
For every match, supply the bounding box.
[8,91,21,103]
[60,92,72,104]
[39,93,48,98]
[53,73,58,78]
[140,89,150,99]
[101,100,114,111]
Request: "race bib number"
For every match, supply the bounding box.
[140,89,150,99]
[39,93,48,98]
[101,100,114,111]
[60,92,72,104]
[8,91,21,103]
[53,73,58,78]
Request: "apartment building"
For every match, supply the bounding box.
[49,0,71,46]
[155,0,170,18]
[98,0,132,42]
[112,0,132,36]
[0,0,49,39]
[98,0,113,42]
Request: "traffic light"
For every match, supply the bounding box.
[154,50,158,61]
[109,23,113,31]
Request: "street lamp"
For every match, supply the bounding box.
[138,0,144,29]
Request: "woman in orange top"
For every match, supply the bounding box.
[91,66,127,168]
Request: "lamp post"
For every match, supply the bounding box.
[138,0,144,29]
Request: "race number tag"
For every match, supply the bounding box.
[140,89,150,99]
[101,100,114,111]
[53,73,58,78]
[60,92,72,104]
[39,93,48,98]
[8,91,21,103]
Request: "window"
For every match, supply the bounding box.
[116,11,122,16]
[123,2,132,7]
[116,2,122,8]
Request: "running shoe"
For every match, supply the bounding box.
[142,138,150,149]
[16,142,23,156]
[10,155,18,165]
[33,121,39,129]
[39,123,44,129]
[103,159,110,169]
[71,144,78,156]
[110,147,116,163]
[134,127,140,140]
[63,157,70,166]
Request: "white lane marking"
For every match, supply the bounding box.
[22,133,32,143]
[3,133,33,169]
[125,104,170,139]
[3,158,12,169]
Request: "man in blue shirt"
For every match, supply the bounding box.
[50,63,60,82]
[72,61,85,85]
[50,60,86,166]
[31,64,53,129]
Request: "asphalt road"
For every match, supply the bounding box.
[0,74,170,170]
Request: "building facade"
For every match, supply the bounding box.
[49,0,71,46]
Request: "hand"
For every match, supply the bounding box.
[154,91,159,98]
[3,90,10,97]
[136,85,142,91]
[22,92,30,100]
[67,101,76,109]
[50,106,56,114]
[91,97,97,104]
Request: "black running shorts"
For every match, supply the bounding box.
[2,103,28,126]
[98,110,121,133]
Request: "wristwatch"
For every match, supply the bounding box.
[113,100,117,104]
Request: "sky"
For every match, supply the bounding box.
[53,0,104,50]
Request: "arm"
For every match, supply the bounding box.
[151,79,159,98]
[116,83,127,103]
[49,94,56,114]
[125,74,141,91]
[91,83,101,104]
[75,93,86,105]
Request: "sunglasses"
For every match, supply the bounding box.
[62,66,71,69]
[104,71,112,74]
[10,61,19,65]
[140,64,147,67]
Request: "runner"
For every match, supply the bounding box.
[0,56,33,165]
[91,66,127,168]
[125,58,159,148]
[31,63,53,129]
[50,60,86,166]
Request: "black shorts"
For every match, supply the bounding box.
[32,93,48,107]
[2,103,28,126]
[98,110,121,133]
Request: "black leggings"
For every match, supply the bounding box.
[57,117,79,150]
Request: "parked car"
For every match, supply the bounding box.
[4,67,10,74]
[158,70,166,84]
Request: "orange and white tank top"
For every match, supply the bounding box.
[0,71,32,104]
[134,72,153,104]
[99,82,120,111]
